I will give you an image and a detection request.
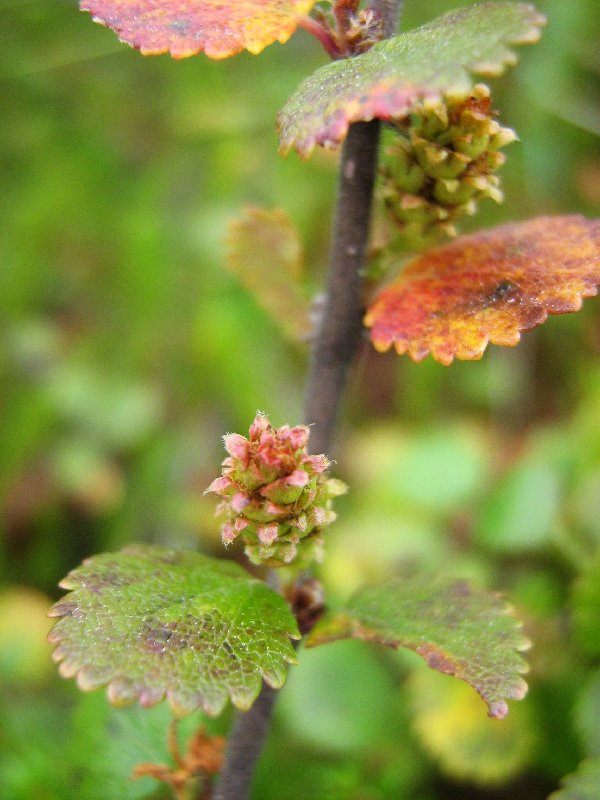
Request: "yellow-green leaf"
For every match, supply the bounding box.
[225,207,312,342]
[408,667,535,785]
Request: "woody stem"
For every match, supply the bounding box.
[212,3,403,798]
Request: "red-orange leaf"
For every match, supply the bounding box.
[80,0,316,59]
[365,216,600,365]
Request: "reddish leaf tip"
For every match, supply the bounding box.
[307,577,530,718]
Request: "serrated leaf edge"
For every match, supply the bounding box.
[48,547,300,716]
[278,2,546,156]
[81,0,316,60]
[305,586,530,719]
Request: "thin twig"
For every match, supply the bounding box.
[297,15,341,58]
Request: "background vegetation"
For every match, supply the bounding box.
[1,0,600,797]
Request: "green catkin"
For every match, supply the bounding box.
[380,84,517,252]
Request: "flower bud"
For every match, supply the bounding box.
[206,414,347,568]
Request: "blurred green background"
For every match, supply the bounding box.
[1,0,600,797]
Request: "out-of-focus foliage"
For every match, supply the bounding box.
[409,665,537,784]
[1,0,599,798]
[548,759,600,800]
[225,207,311,342]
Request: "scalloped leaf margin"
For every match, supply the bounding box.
[48,545,300,716]
[80,0,316,60]
[365,216,600,365]
[278,1,545,156]
[305,576,530,719]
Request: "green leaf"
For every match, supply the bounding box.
[48,545,300,716]
[306,577,529,719]
[549,759,600,800]
[278,2,545,156]
[225,207,312,342]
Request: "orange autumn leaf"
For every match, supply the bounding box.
[80,0,316,59]
[365,216,600,365]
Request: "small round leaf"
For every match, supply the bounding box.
[278,2,545,156]
[48,545,300,716]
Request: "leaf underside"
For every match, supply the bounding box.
[277,2,545,156]
[48,545,300,716]
[306,576,530,719]
[225,207,312,342]
[80,0,316,59]
[365,215,600,365]
[549,759,600,800]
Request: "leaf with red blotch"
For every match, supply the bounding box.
[305,576,530,720]
[365,216,600,365]
[80,0,316,60]
[278,2,544,156]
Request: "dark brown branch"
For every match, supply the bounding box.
[367,0,403,37]
[212,121,381,800]
[212,685,278,800]
[303,119,381,455]
[212,122,381,800]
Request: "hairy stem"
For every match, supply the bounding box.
[212,3,403,798]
